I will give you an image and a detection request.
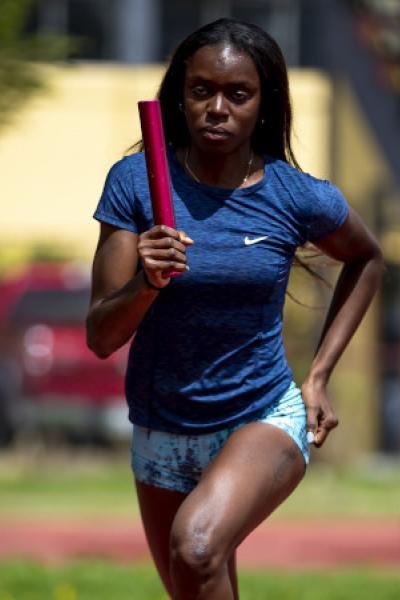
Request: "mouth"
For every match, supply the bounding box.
[201,127,231,141]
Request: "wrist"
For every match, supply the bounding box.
[303,369,329,388]
[141,270,163,292]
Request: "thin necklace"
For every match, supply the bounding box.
[184,148,254,187]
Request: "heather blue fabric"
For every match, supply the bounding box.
[131,381,309,494]
[94,148,349,434]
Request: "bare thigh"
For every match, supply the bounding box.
[135,481,239,598]
[170,422,306,572]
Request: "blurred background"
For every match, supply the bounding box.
[0,1,399,599]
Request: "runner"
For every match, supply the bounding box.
[86,18,383,599]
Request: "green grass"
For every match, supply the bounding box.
[0,448,138,518]
[0,448,399,520]
[0,562,165,600]
[276,464,400,519]
[0,561,400,600]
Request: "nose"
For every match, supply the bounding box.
[207,93,228,120]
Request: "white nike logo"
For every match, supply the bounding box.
[244,235,269,245]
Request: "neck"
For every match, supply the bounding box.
[184,144,254,188]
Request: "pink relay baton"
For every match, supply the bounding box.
[138,99,180,278]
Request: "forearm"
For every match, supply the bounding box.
[305,252,384,385]
[86,270,159,358]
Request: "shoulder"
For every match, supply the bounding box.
[270,159,334,199]
[93,153,148,233]
[269,159,349,242]
[102,152,150,201]
[106,152,146,182]
[271,159,346,209]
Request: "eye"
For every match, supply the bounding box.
[192,85,210,98]
[230,89,249,103]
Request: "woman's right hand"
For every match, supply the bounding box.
[137,225,194,289]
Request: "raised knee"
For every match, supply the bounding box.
[170,525,220,580]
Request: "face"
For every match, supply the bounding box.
[183,44,262,153]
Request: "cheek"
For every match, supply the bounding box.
[235,94,261,127]
[237,106,260,133]
[184,101,204,127]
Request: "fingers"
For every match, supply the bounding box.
[178,230,194,245]
[138,238,187,269]
[306,411,339,448]
[139,237,187,254]
[304,394,339,448]
[314,414,339,447]
[143,224,180,240]
[143,257,189,273]
[137,226,193,286]
[305,405,319,436]
[143,225,194,245]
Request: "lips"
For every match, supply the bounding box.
[201,127,231,140]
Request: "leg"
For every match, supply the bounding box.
[135,480,187,597]
[135,481,239,598]
[169,422,306,599]
[227,551,239,600]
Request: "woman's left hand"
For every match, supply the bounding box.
[301,379,339,447]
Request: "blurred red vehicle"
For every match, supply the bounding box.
[0,262,130,446]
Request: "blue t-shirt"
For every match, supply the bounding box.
[94,149,349,434]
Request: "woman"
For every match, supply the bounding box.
[86,18,383,600]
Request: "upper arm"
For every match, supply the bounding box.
[90,156,140,307]
[313,206,382,263]
[90,223,139,307]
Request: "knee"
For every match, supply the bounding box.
[169,521,222,581]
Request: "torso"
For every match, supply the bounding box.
[94,148,348,434]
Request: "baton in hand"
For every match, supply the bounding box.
[138,99,181,278]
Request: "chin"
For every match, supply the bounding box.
[194,135,238,155]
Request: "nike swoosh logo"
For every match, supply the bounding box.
[244,235,269,245]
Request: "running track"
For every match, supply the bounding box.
[1,518,399,569]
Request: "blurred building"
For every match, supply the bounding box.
[1,0,400,459]
[28,0,303,65]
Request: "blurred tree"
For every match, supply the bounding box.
[0,0,73,130]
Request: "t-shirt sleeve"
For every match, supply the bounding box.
[307,180,349,242]
[93,158,138,233]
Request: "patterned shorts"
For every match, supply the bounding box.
[131,381,309,494]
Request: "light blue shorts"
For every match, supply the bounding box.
[131,381,309,494]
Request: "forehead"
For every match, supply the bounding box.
[186,44,259,84]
